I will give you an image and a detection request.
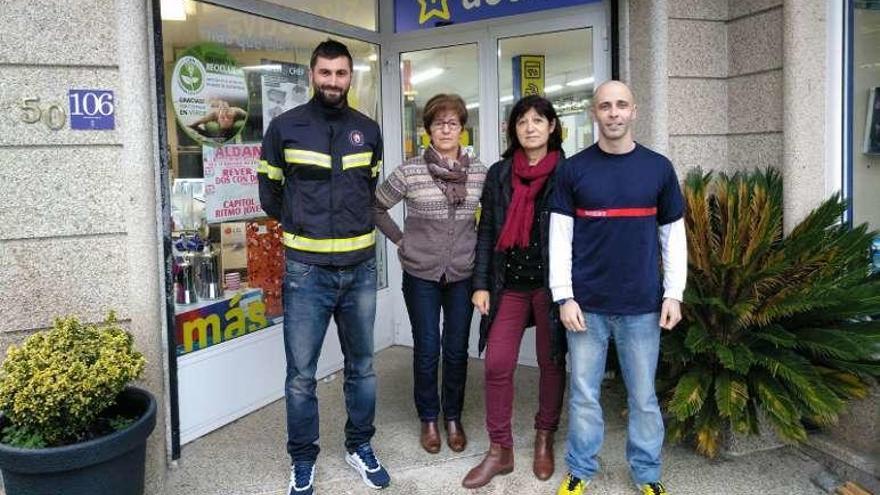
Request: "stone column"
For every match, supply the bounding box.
[115,0,169,493]
[782,0,827,232]
[622,0,669,154]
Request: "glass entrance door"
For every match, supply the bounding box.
[497,28,596,158]
[381,6,609,353]
[383,6,608,174]
[400,44,480,160]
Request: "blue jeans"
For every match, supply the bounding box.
[565,312,664,484]
[282,257,377,462]
[401,271,473,422]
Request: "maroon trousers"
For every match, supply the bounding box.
[484,288,566,448]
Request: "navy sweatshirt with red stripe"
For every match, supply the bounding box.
[549,143,684,315]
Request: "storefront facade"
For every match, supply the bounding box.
[154,0,613,458]
[0,0,876,492]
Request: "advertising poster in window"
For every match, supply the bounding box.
[202,143,264,223]
[174,288,269,355]
[512,55,545,100]
[171,43,250,145]
[260,61,310,133]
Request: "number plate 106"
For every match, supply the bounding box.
[68,90,115,130]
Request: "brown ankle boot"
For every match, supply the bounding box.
[445,420,467,452]
[532,429,555,480]
[420,421,441,453]
[461,442,514,489]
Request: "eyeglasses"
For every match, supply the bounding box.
[430,120,462,131]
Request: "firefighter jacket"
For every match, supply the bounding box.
[258,98,383,266]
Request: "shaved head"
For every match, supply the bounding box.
[592,80,636,109]
[590,80,638,153]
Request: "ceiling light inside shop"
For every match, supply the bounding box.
[368,54,378,62]
[411,67,444,85]
[243,64,281,72]
[466,102,479,109]
[354,64,371,72]
[566,77,595,87]
[500,95,514,103]
[544,84,563,93]
[160,0,187,20]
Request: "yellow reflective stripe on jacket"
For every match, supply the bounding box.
[371,159,382,178]
[341,151,374,170]
[257,160,284,181]
[284,149,332,169]
[282,231,376,253]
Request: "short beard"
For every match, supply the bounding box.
[314,85,349,108]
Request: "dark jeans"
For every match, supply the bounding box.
[402,271,474,422]
[282,257,377,462]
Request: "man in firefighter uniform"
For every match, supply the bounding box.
[258,39,389,495]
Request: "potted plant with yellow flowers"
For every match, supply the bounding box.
[0,312,156,495]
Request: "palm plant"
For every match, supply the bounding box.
[661,168,880,458]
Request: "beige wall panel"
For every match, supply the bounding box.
[0,236,130,331]
[728,7,783,76]
[669,0,727,21]
[0,0,117,66]
[728,70,782,134]
[669,136,728,178]
[0,67,120,146]
[0,147,125,240]
[729,0,783,20]
[727,133,782,171]
[669,78,728,135]
[669,20,727,78]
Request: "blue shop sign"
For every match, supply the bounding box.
[396,0,601,32]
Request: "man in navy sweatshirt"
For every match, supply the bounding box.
[549,80,687,495]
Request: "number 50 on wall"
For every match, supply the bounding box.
[17,90,116,131]
[19,97,67,130]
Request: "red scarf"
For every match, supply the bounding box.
[495,149,559,251]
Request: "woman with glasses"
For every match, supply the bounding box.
[462,95,567,489]
[374,93,487,454]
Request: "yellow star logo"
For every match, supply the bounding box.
[418,0,450,25]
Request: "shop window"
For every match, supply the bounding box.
[497,29,595,157]
[851,4,880,233]
[261,0,378,31]
[161,1,383,356]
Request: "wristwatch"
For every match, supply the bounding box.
[556,298,573,306]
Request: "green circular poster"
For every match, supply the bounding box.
[171,43,249,146]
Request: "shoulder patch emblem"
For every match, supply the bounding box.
[349,130,365,146]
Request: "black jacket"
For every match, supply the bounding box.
[258,98,382,266]
[472,156,567,363]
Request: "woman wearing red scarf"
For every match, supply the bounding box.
[463,95,567,489]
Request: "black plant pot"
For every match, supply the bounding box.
[0,386,157,495]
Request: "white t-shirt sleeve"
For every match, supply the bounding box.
[658,218,687,302]
[549,212,575,302]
